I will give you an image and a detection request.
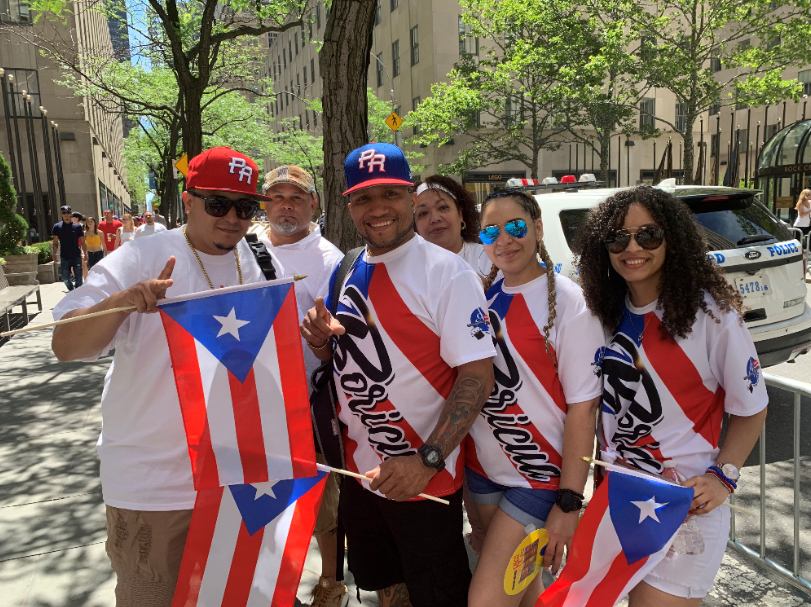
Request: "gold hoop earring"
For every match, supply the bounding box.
[460,221,466,230]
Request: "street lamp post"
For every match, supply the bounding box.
[804,95,808,121]
[39,107,58,223]
[625,136,634,187]
[51,122,66,207]
[21,92,46,238]
[714,116,721,186]
[369,52,397,145]
[7,76,30,237]
[0,69,20,193]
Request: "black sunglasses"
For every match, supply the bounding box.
[604,226,665,254]
[188,191,259,220]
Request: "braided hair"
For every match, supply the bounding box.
[481,189,558,366]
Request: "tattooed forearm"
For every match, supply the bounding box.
[427,358,495,457]
[378,583,412,607]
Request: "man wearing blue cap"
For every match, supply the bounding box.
[301,143,496,606]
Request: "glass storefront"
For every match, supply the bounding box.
[756,120,811,224]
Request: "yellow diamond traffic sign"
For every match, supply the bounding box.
[385,112,403,132]
[174,153,189,177]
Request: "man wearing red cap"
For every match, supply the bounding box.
[50,147,284,606]
[302,144,495,606]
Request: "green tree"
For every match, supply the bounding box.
[0,152,27,255]
[623,0,811,183]
[407,0,601,178]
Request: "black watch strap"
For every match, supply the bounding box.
[417,444,446,473]
[556,488,584,513]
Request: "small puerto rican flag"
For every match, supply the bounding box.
[158,279,316,490]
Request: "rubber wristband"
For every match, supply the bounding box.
[706,468,735,494]
[707,465,738,490]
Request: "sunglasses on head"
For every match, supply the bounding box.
[479,219,528,245]
[604,225,665,254]
[188,191,259,220]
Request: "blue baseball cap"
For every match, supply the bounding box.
[343,143,413,196]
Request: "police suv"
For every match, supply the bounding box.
[524,180,811,368]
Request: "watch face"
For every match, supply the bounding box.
[559,493,577,512]
[721,463,740,481]
[425,450,440,465]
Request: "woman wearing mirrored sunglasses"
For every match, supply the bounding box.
[577,186,768,606]
[467,191,605,607]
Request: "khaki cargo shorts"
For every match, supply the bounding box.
[314,453,340,536]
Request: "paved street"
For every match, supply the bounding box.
[1,283,811,606]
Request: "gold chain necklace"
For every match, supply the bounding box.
[183,226,242,290]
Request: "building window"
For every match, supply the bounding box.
[390,0,397,10]
[3,69,40,117]
[283,52,286,69]
[710,134,718,157]
[675,101,686,134]
[710,51,721,72]
[376,52,384,88]
[709,98,720,116]
[639,36,655,62]
[458,16,478,56]
[375,0,381,25]
[505,96,521,127]
[309,20,313,40]
[0,0,30,24]
[639,97,655,129]
[392,40,400,77]
[314,111,317,127]
[294,33,299,54]
[297,73,300,94]
[311,58,316,83]
[316,4,321,28]
[303,66,307,88]
[301,25,306,47]
[738,39,750,50]
[288,41,293,62]
[799,70,811,96]
[306,111,310,130]
[410,26,419,66]
[736,129,748,149]
[765,123,778,142]
[767,34,780,48]
[412,96,420,135]
[267,32,277,47]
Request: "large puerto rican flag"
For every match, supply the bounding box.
[537,467,694,607]
[159,279,316,490]
[172,471,328,607]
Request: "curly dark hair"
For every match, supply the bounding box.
[576,185,742,340]
[414,175,481,242]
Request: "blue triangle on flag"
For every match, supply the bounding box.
[161,283,292,383]
[607,471,694,565]
[230,471,327,536]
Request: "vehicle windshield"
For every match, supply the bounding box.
[558,194,793,255]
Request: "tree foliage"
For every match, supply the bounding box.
[0,152,27,255]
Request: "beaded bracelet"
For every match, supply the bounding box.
[706,466,737,494]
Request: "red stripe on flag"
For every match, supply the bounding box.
[369,264,456,398]
[583,552,647,607]
[229,368,270,484]
[275,288,317,477]
[160,311,220,490]
[221,522,265,605]
[537,480,610,607]
[642,314,725,448]
[505,295,567,414]
[271,476,329,607]
[171,486,224,607]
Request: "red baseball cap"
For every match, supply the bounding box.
[186,147,270,200]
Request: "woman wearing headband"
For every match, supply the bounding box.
[577,186,768,605]
[414,176,493,278]
[468,189,604,607]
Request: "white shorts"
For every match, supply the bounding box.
[642,505,730,599]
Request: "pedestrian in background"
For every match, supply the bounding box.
[134,211,168,239]
[115,214,137,249]
[153,207,167,226]
[99,210,123,255]
[52,205,85,291]
[84,216,107,270]
[260,165,345,607]
[793,189,811,237]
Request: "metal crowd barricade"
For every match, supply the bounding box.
[727,373,811,595]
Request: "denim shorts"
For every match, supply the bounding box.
[465,468,557,529]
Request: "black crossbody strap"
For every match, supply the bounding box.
[244,233,277,281]
[331,246,364,315]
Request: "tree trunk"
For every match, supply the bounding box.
[681,115,696,185]
[184,86,204,159]
[598,131,610,183]
[320,0,377,253]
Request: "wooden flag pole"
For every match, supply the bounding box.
[0,275,309,338]
[582,457,753,515]
[315,463,450,505]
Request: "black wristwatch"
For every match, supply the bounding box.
[556,488,584,513]
[417,444,446,473]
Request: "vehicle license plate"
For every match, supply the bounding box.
[736,274,770,298]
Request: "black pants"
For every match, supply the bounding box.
[339,479,471,606]
[87,250,104,269]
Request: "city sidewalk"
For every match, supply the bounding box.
[1,282,810,606]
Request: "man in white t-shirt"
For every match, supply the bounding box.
[260,165,345,607]
[51,147,282,606]
[301,143,496,607]
[134,210,169,238]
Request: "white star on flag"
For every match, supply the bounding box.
[213,307,250,340]
[254,481,278,500]
[631,496,668,524]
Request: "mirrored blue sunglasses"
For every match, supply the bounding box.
[479,219,528,245]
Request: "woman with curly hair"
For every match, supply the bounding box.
[467,190,604,607]
[577,185,768,606]
[414,175,493,278]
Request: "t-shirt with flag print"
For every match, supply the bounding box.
[598,292,768,481]
[325,235,496,499]
[466,274,605,490]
